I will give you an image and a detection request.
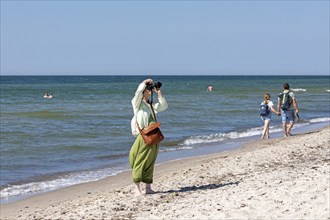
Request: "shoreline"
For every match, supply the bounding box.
[1,120,329,205]
[1,125,329,219]
[2,121,328,205]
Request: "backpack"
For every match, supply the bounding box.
[259,103,270,116]
[278,92,292,110]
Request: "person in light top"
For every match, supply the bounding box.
[277,83,299,137]
[129,78,168,196]
[260,93,279,139]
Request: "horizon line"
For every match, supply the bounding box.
[1,74,329,77]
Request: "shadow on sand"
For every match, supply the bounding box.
[157,181,239,194]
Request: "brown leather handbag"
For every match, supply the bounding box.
[136,103,164,146]
[137,122,164,146]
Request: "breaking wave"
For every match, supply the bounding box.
[181,117,329,146]
[292,88,306,92]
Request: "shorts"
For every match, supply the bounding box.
[261,115,271,121]
[281,109,295,123]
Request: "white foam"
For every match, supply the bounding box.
[160,146,194,152]
[326,90,330,92]
[309,117,330,123]
[0,167,126,201]
[180,118,328,147]
[181,126,283,146]
[292,88,306,92]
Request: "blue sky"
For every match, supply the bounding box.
[1,1,329,75]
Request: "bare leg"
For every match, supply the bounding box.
[282,122,288,137]
[145,183,155,194]
[261,120,270,139]
[134,182,143,196]
[265,120,270,138]
[287,122,294,136]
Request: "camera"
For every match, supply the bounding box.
[146,81,162,90]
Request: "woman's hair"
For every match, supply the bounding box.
[264,93,271,104]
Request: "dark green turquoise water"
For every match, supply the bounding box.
[1,75,329,203]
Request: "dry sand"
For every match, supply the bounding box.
[1,126,329,220]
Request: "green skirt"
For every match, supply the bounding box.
[129,133,159,184]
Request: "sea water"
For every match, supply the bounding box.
[1,75,329,203]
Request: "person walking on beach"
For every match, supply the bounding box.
[277,83,299,137]
[260,93,279,139]
[129,78,168,196]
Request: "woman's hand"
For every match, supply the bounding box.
[143,78,153,85]
[154,87,163,97]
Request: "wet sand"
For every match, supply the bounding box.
[1,126,329,219]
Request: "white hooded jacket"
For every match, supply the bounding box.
[130,82,168,136]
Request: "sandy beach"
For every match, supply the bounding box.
[1,126,329,220]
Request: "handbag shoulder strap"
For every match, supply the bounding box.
[136,119,142,132]
[149,103,157,122]
[135,101,157,132]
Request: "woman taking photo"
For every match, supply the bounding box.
[129,78,168,196]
